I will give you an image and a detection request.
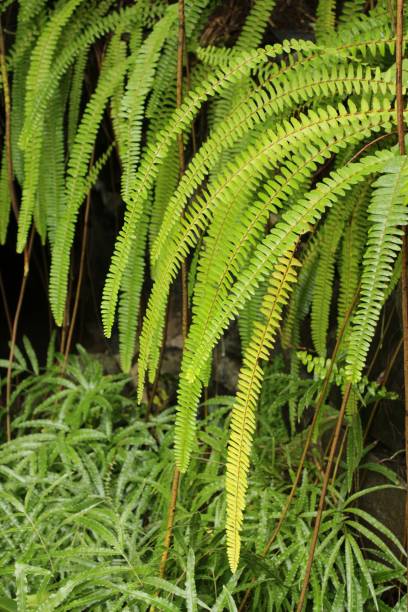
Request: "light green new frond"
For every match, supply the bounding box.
[102,45,274,338]
[311,197,353,357]
[346,156,408,383]
[226,249,299,573]
[184,148,397,384]
[50,49,128,326]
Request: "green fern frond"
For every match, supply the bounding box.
[49,44,128,325]
[226,248,299,573]
[119,6,177,204]
[102,44,279,339]
[17,0,85,251]
[311,197,354,356]
[184,147,396,386]
[315,0,336,44]
[0,142,11,245]
[337,181,369,329]
[346,155,408,383]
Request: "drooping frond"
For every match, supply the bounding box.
[17,0,85,251]
[236,0,276,51]
[49,41,128,325]
[102,44,285,338]
[337,181,369,329]
[184,148,396,386]
[311,196,353,356]
[226,249,299,573]
[346,155,408,383]
[315,0,336,44]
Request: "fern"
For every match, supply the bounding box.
[226,248,299,572]
[346,155,408,382]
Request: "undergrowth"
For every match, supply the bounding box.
[0,345,405,611]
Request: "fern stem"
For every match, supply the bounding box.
[5,229,34,441]
[297,382,352,612]
[0,270,11,336]
[158,0,186,583]
[63,152,95,369]
[1,23,35,441]
[395,0,408,584]
[238,288,359,611]
[159,465,180,578]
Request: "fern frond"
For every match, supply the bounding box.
[337,181,369,328]
[311,197,353,356]
[226,249,299,572]
[184,147,396,385]
[236,0,276,51]
[118,214,148,373]
[17,0,85,251]
[315,0,336,44]
[119,6,177,204]
[169,111,396,473]
[0,145,11,245]
[49,45,128,325]
[102,44,281,338]
[346,155,408,383]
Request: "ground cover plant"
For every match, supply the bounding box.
[1,0,408,609]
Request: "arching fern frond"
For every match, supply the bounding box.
[226,248,299,573]
[346,155,408,383]
[49,43,129,325]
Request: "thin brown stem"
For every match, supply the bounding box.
[0,270,12,335]
[395,0,408,592]
[159,0,186,583]
[363,337,402,442]
[238,288,359,611]
[63,154,94,369]
[159,466,180,577]
[296,382,352,612]
[6,229,34,441]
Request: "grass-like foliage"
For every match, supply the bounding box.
[0,347,405,610]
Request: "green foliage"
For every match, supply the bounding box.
[1,0,407,580]
[0,348,405,609]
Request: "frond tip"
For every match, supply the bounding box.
[226,249,299,573]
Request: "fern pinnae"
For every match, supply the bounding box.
[337,181,369,330]
[311,197,353,357]
[50,46,129,325]
[119,5,177,204]
[148,104,396,430]
[346,155,408,383]
[17,0,85,252]
[184,147,397,384]
[152,59,394,267]
[101,46,274,338]
[226,248,299,573]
